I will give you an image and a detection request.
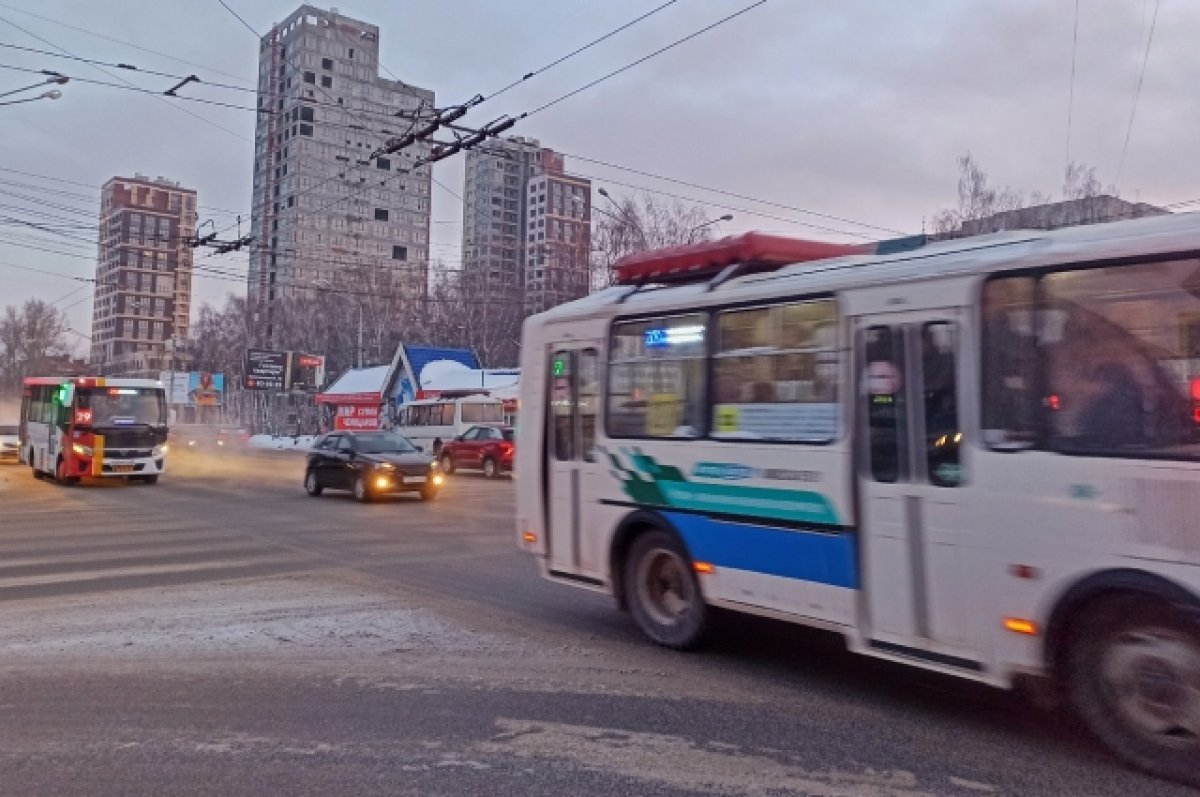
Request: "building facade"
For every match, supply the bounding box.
[90,175,196,376]
[248,4,434,338]
[461,137,591,317]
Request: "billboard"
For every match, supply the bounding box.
[188,372,224,406]
[159,371,225,406]
[244,349,288,390]
[288,353,326,392]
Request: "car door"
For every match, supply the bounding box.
[855,311,981,665]
[460,426,484,466]
[334,435,358,489]
[311,435,334,485]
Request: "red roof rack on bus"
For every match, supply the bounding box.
[612,232,867,288]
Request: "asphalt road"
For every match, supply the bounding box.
[0,451,1191,796]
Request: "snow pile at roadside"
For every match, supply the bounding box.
[247,434,318,451]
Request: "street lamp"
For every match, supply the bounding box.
[687,213,734,242]
[0,89,63,107]
[597,187,648,249]
[0,74,68,106]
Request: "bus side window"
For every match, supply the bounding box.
[552,351,575,461]
[864,326,906,483]
[442,403,455,426]
[981,276,1039,448]
[580,349,598,462]
[923,322,962,487]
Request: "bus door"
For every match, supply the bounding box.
[546,346,603,578]
[855,311,981,666]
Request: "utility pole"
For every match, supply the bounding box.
[357,303,363,369]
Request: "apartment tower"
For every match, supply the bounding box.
[248,5,434,339]
[90,175,196,376]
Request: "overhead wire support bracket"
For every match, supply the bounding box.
[162,74,198,96]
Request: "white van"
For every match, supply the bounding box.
[395,396,504,455]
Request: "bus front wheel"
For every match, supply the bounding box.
[1068,596,1200,788]
[623,529,708,651]
[55,457,79,486]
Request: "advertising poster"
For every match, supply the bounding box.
[188,372,224,407]
[244,349,288,390]
[334,404,381,431]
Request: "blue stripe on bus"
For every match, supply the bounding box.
[662,511,859,589]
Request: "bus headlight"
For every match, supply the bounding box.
[153,443,168,457]
[72,443,93,457]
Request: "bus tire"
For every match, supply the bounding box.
[1067,595,1200,788]
[623,528,707,651]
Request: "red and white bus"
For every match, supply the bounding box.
[19,376,169,484]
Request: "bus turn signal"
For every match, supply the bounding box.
[1003,617,1038,636]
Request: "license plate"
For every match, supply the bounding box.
[113,464,135,473]
[404,475,426,485]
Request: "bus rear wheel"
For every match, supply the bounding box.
[623,529,707,650]
[1068,596,1200,788]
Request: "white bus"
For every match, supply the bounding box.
[20,376,169,484]
[394,395,505,455]
[515,216,1200,785]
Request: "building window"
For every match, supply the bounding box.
[321,57,333,70]
[298,123,313,136]
[374,208,388,221]
[376,157,390,170]
[287,196,295,207]
[392,245,407,260]
[299,106,314,122]
[321,75,333,88]
[348,47,354,59]
[303,71,315,84]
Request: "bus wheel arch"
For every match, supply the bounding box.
[1048,569,1200,786]
[1046,568,1200,681]
[610,510,672,611]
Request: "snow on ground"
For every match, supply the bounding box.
[247,434,317,451]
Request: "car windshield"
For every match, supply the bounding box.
[77,387,167,427]
[354,432,417,453]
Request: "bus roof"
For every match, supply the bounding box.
[403,395,501,405]
[532,212,1200,325]
[22,376,164,389]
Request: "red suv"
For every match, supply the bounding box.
[438,425,514,478]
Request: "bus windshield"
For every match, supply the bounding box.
[77,387,167,428]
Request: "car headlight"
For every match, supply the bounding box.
[187,439,197,447]
[375,462,396,471]
[71,443,94,457]
[153,443,168,456]
[430,461,438,471]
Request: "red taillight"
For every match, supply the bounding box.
[1047,394,1062,411]
[500,443,514,455]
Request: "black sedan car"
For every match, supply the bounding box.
[304,430,443,502]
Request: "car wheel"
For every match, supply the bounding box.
[1069,596,1200,788]
[439,453,455,475]
[304,469,323,497]
[353,474,371,503]
[482,456,498,479]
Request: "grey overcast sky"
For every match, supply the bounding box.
[1,0,1197,343]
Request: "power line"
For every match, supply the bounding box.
[1064,0,1079,189]
[1115,0,1160,190]
[0,1,254,85]
[0,12,247,141]
[522,1,767,118]
[0,41,256,94]
[559,151,903,236]
[481,0,679,103]
[0,166,243,216]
